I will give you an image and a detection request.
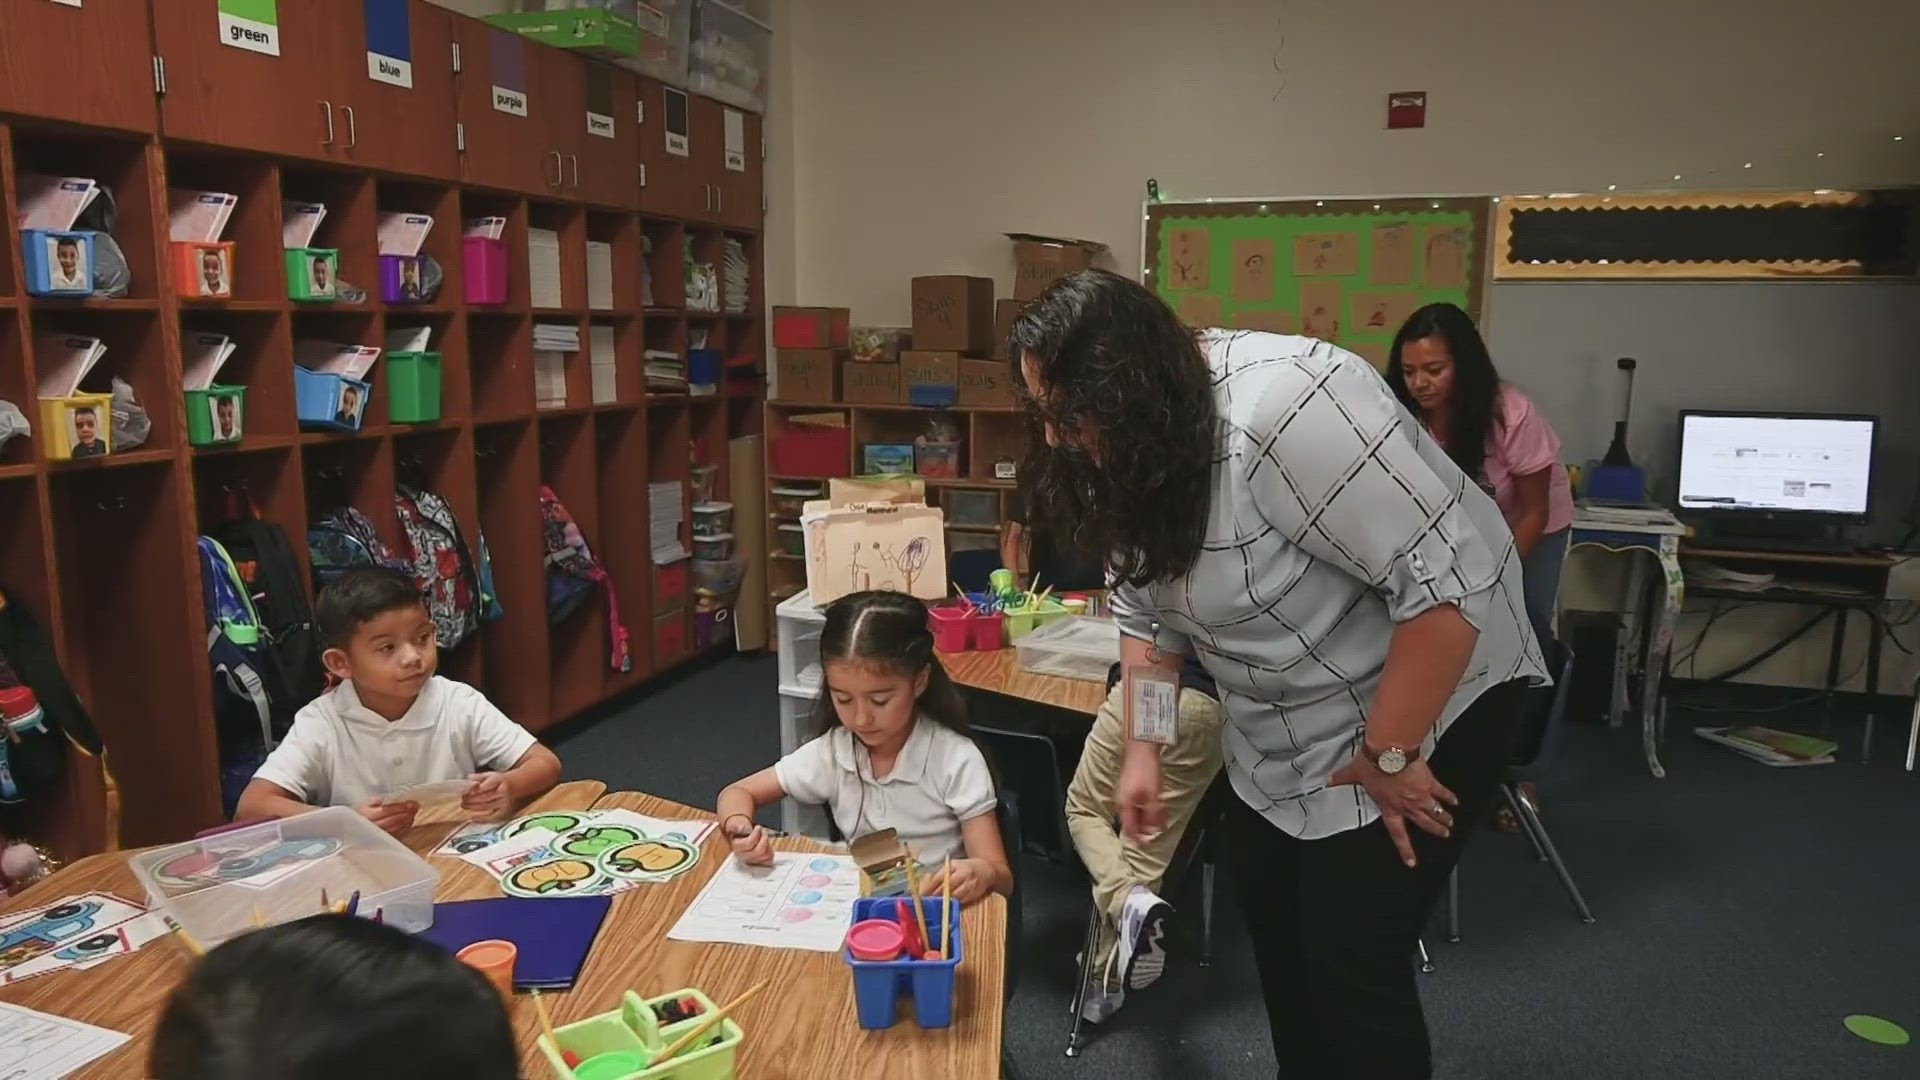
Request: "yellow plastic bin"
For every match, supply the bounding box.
[1002,599,1069,643]
[38,393,115,461]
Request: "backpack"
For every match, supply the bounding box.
[394,484,482,650]
[197,536,297,752]
[308,506,407,590]
[211,515,326,715]
[474,530,504,622]
[539,485,631,672]
[0,584,111,839]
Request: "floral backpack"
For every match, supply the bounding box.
[539,485,630,672]
[394,484,482,650]
[307,506,409,591]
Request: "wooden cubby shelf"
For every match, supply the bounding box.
[0,0,768,857]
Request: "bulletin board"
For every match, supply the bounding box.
[1143,197,1493,370]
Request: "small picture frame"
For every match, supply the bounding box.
[23,229,94,296]
[286,248,340,303]
[334,381,364,428]
[67,404,108,459]
[210,393,242,441]
[309,253,335,298]
[199,248,230,297]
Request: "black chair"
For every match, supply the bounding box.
[1444,640,1595,941]
[972,722,1074,862]
[950,548,1003,594]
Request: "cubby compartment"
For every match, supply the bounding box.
[459,194,530,312]
[594,408,654,687]
[278,168,377,306]
[968,411,1028,483]
[589,315,640,407]
[526,202,586,314]
[394,424,486,689]
[474,420,551,731]
[640,221,686,310]
[292,309,384,437]
[48,463,221,844]
[302,436,400,557]
[164,150,282,304]
[191,445,309,575]
[374,180,460,310]
[854,407,965,479]
[0,312,33,471]
[12,130,160,301]
[469,314,535,422]
[0,476,54,625]
[539,413,608,717]
[585,211,642,314]
[182,310,292,449]
[31,308,174,456]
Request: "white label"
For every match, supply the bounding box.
[49,0,84,8]
[634,2,669,37]
[587,111,615,139]
[219,13,280,56]
[635,99,645,124]
[492,85,528,117]
[1127,669,1180,746]
[367,51,413,88]
[723,108,746,172]
[666,131,688,157]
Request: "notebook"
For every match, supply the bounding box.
[419,896,612,989]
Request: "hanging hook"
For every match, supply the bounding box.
[95,495,128,512]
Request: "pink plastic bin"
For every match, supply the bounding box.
[929,606,971,653]
[462,236,508,305]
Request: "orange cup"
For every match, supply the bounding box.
[457,939,517,1001]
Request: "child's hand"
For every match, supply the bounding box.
[935,858,996,905]
[722,815,774,866]
[359,797,418,837]
[461,773,512,821]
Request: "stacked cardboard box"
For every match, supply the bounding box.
[772,306,850,404]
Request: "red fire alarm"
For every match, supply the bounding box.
[1387,91,1427,130]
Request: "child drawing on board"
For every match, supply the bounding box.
[150,915,517,1080]
[716,591,1012,905]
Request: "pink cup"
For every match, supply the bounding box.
[846,918,906,962]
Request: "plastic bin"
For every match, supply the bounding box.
[943,489,999,528]
[623,0,692,84]
[694,606,732,649]
[770,484,822,519]
[286,248,339,302]
[947,531,998,553]
[692,532,734,561]
[689,0,771,113]
[1015,615,1118,682]
[928,605,972,653]
[463,236,509,305]
[172,240,234,298]
[776,523,805,558]
[1003,599,1069,643]
[693,557,745,596]
[129,807,438,950]
[690,464,718,507]
[186,386,246,447]
[22,229,94,296]
[387,351,443,423]
[688,348,721,390]
[38,393,114,460]
[692,502,733,538]
[915,442,961,479]
[845,895,962,1030]
[771,426,850,478]
[295,365,372,432]
[538,987,742,1080]
[380,254,428,304]
[655,560,690,614]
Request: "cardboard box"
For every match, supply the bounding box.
[773,349,843,403]
[910,276,995,353]
[1007,233,1107,301]
[901,351,960,408]
[772,306,851,350]
[993,299,1025,361]
[958,359,1015,408]
[843,360,902,404]
[830,476,926,506]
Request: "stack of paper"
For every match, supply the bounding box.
[282,201,327,249]
[723,237,750,313]
[1694,725,1837,766]
[528,228,563,309]
[386,325,434,354]
[590,325,618,404]
[377,212,434,257]
[644,349,686,394]
[294,340,381,381]
[650,480,689,564]
[463,216,507,241]
[15,173,100,230]
[586,241,615,311]
[536,352,569,410]
[182,332,239,392]
[168,190,237,243]
[32,333,107,398]
[534,323,580,352]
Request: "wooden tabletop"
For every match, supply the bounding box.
[940,647,1108,716]
[0,782,1006,1080]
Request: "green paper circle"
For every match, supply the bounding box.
[1844,1015,1910,1046]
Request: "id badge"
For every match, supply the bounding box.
[1125,619,1180,746]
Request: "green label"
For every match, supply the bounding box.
[218,0,281,56]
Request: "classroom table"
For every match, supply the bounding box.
[940,647,1107,716]
[0,782,1007,1080]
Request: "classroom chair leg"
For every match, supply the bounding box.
[1446,869,1461,943]
[1504,783,1596,925]
[1199,860,1216,967]
[1417,937,1435,974]
[1065,904,1102,1057]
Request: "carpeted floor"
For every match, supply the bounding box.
[549,653,1920,1079]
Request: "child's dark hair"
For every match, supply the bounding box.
[812,590,969,736]
[315,567,425,649]
[149,915,515,1080]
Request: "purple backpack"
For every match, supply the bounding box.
[539,485,630,672]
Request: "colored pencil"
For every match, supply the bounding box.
[170,920,206,958]
[532,989,580,1068]
[345,890,361,917]
[320,888,330,911]
[940,855,953,959]
[652,981,767,1064]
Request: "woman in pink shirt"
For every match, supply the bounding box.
[1385,303,1574,654]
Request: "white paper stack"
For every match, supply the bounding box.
[462,216,507,241]
[168,190,237,243]
[533,323,580,352]
[650,480,689,565]
[281,201,327,249]
[386,325,434,354]
[16,173,100,231]
[536,352,569,410]
[32,333,107,398]
[376,212,433,257]
[586,241,615,311]
[644,348,687,393]
[181,332,239,392]
[528,228,563,309]
[294,340,381,381]
[723,237,749,313]
[590,325,618,404]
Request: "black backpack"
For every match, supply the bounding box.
[211,515,326,727]
[0,584,110,840]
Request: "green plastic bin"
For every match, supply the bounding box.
[286,247,340,302]
[387,351,443,424]
[186,386,246,447]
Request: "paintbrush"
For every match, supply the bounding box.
[904,852,933,960]
[951,583,975,613]
[651,981,768,1064]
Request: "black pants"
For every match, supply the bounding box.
[1222,679,1527,1080]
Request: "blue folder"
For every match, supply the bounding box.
[419,896,612,990]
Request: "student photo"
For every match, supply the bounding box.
[49,236,86,290]
[235,568,563,837]
[200,248,230,297]
[68,405,106,458]
[310,255,334,297]
[400,259,421,300]
[212,395,241,441]
[335,383,362,427]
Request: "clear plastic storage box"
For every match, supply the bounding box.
[1015,615,1120,683]
[130,807,439,949]
[688,0,771,113]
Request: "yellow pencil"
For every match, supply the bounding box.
[939,855,953,959]
[903,854,933,958]
[652,981,768,1065]
[252,906,266,929]
[171,921,206,957]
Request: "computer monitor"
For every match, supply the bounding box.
[1676,410,1877,525]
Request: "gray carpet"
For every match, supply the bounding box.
[550,654,1920,1078]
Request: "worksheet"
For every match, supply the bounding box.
[667,853,862,952]
[0,1002,129,1079]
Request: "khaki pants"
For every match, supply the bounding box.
[1064,682,1225,984]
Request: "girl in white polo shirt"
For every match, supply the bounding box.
[717,590,1012,904]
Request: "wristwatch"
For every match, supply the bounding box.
[1364,741,1418,775]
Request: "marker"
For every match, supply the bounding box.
[345,891,361,917]
[321,888,330,911]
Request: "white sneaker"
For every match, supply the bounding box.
[1116,885,1173,991]
[1079,970,1125,1023]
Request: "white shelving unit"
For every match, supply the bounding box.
[775,590,833,839]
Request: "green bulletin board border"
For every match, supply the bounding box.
[1144,197,1494,364]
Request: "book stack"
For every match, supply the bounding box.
[180,332,239,392]
[644,349,686,394]
[17,173,101,232]
[168,190,237,243]
[590,325,618,405]
[282,201,327,248]
[1694,725,1838,766]
[723,237,749,313]
[528,228,563,309]
[32,332,107,398]
[649,481,689,565]
[586,241,615,311]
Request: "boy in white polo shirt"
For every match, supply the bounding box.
[237,569,561,836]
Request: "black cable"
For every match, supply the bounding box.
[1691,608,1833,683]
